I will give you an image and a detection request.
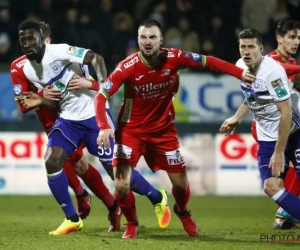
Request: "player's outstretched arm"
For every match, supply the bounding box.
[83,52,107,84]
[280,63,300,76]
[204,56,255,83]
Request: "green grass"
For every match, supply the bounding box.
[0,196,300,249]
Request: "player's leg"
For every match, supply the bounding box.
[110,130,144,239]
[80,116,121,232]
[46,118,85,235]
[259,140,300,222]
[148,127,197,236]
[67,149,91,220]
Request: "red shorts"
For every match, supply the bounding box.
[68,142,85,165]
[113,126,186,173]
[251,120,258,142]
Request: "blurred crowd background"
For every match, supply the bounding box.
[1,0,300,72]
[1,0,300,132]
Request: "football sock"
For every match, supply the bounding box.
[284,167,295,193]
[130,170,162,205]
[63,160,84,196]
[272,189,300,221]
[115,190,138,223]
[47,169,78,219]
[80,164,115,208]
[172,184,190,212]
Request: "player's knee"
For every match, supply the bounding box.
[44,147,67,174]
[73,157,88,176]
[168,171,188,190]
[115,181,130,196]
[264,178,282,197]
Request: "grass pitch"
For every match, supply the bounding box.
[0,196,299,250]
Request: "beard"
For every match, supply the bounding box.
[140,48,160,59]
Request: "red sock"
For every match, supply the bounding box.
[81,164,115,208]
[288,171,300,197]
[63,160,84,196]
[115,190,137,223]
[284,167,295,191]
[172,184,190,212]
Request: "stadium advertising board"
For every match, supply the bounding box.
[174,74,252,123]
[0,132,210,195]
[215,134,264,195]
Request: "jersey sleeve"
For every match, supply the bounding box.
[176,49,243,79]
[99,64,127,99]
[10,63,34,113]
[54,44,91,64]
[266,69,290,102]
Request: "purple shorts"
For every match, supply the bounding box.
[47,110,115,164]
[258,130,300,182]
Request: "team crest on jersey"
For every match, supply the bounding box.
[13,84,22,96]
[253,79,263,90]
[49,61,61,74]
[161,69,170,76]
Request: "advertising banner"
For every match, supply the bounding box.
[215,133,264,195]
[174,74,252,123]
[0,132,213,195]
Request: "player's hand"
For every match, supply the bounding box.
[67,74,92,90]
[44,85,62,101]
[241,69,255,86]
[97,128,114,148]
[269,151,285,178]
[219,116,241,135]
[19,91,42,109]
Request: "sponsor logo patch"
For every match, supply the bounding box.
[121,99,132,122]
[16,59,27,68]
[113,144,132,159]
[271,78,288,98]
[102,80,113,92]
[191,53,201,62]
[67,46,85,58]
[165,149,185,166]
[124,56,139,68]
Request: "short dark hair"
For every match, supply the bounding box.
[39,21,51,39]
[139,19,162,35]
[238,28,263,45]
[276,19,300,37]
[18,20,41,35]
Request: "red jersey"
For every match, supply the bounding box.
[10,55,59,133]
[267,50,300,91]
[96,48,244,134]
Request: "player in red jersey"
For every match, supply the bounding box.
[11,22,121,233]
[250,19,300,229]
[94,19,255,239]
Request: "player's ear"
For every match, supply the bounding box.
[160,36,163,46]
[260,45,263,52]
[276,35,283,45]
